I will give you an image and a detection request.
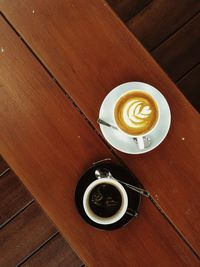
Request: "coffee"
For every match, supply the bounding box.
[89,183,122,218]
[83,178,128,225]
[114,91,159,135]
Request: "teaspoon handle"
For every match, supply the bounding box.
[117,179,150,198]
[97,118,118,130]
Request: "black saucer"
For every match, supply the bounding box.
[75,161,141,230]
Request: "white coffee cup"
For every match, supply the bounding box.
[114,90,160,150]
[83,178,128,225]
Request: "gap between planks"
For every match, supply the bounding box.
[176,62,200,84]
[0,167,10,177]
[0,12,199,260]
[147,11,199,53]
[0,199,34,229]
[16,232,59,267]
[149,196,200,260]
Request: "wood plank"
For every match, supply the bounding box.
[0,155,9,174]
[0,202,57,267]
[127,0,200,51]
[177,64,200,112]
[110,0,200,111]
[152,14,200,81]
[0,170,33,226]
[0,169,80,265]
[0,16,199,266]
[1,0,199,255]
[21,234,82,267]
[106,0,151,22]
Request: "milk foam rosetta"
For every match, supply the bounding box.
[114,91,159,135]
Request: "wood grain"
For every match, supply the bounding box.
[0,155,9,174]
[107,0,151,22]
[1,0,199,254]
[21,234,82,267]
[0,16,199,266]
[152,14,200,81]
[0,169,81,266]
[0,170,33,226]
[0,202,56,267]
[177,64,200,112]
[127,0,200,50]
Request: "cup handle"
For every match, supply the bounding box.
[137,136,145,150]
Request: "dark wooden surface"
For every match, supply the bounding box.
[0,15,199,267]
[127,0,200,50]
[0,155,9,174]
[177,64,200,111]
[0,170,33,227]
[0,202,56,267]
[0,159,82,267]
[21,234,83,267]
[107,0,151,22]
[152,14,200,81]
[0,0,199,266]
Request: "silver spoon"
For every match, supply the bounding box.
[97,118,151,148]
[95,168,150,198]
[97,118,118,130]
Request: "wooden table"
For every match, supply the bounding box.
[0,1,200,266]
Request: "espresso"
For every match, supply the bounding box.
[114,91,159,135]
[89,183,122,218]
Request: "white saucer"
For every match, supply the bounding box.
[99,82,171,154]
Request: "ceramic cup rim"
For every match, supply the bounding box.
[83,178,128,225]
[113,90,160,137]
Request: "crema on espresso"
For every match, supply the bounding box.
[114,91,159,135]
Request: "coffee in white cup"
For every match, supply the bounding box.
[83,178,128,225]
[114,90,160,149]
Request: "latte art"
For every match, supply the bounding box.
[114,91,159,135]
[123,99,152,126]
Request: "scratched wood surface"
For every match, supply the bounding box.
[0,16,199,267]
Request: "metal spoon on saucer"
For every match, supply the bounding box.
[97,118,118,130]
[97,118,151,148]
[95,168,150,198]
